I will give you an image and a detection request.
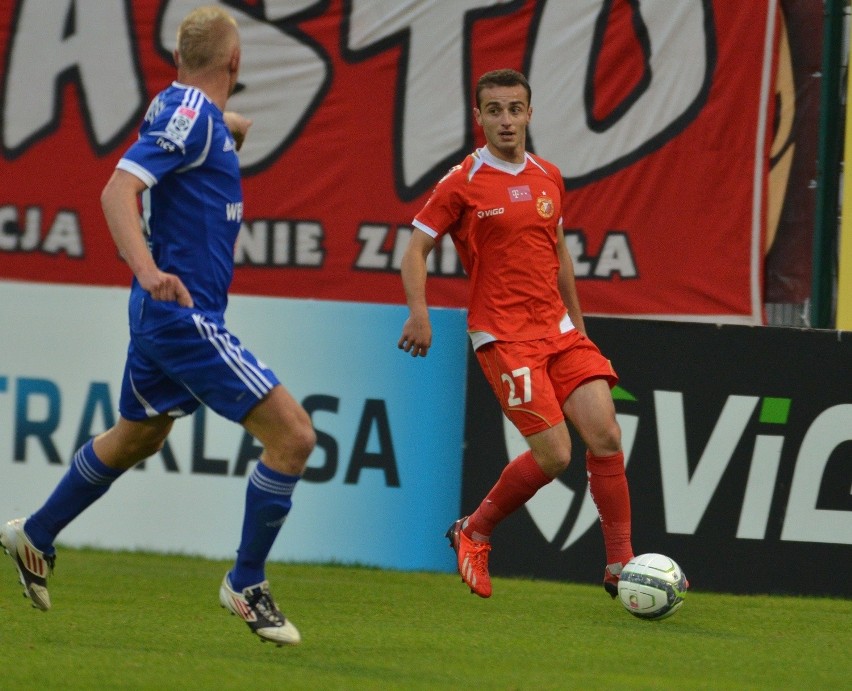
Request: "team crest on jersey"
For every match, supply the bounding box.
[536,195,555,219]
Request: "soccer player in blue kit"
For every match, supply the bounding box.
[0,6,314,646]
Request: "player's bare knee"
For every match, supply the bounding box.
[265,421,315,471]
[553,451,572,474]
[122,435,167,463]
[534,447,571,476]
[590,421,621,457]
[290,406,316,454]
[290,422,316,461]
[605,425,622,453]
[142,431,170,457]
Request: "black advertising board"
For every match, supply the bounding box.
[462,318,851,596]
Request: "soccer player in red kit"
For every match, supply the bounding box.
[398,69,633,599]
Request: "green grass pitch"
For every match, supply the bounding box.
[1,548,849,689]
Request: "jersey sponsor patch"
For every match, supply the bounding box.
[164,105,199,145]
[508,185,532,202]
[155,136,177,153]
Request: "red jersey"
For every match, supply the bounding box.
[413,146,571,344]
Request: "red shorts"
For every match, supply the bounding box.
[475,329,618,437]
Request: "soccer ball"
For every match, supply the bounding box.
[617,553,688,620]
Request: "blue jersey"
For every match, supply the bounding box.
[113,83,279,423]
[117,82,243,320]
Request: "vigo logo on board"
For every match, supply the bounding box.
[504,389,852,549]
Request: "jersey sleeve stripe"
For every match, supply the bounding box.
[177,115,213,173]
[116,158,157,187]
[412,219,439,238]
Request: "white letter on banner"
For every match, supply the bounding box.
[781,405,852,545]
[0,207,19,250]
[655,391,758,534]
[3,0,142,152]
[735,434,784,539]
[159,0,327,170]
[41,211,83,257]
[528,0,710,183]
[346,0,514,189]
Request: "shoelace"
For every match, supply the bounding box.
[247,586,285,626]
[467,541,492,572]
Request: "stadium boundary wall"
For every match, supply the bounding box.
[0,281,467,573]
[2,282,849,595]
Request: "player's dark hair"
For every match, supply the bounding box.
[475,69,531,107]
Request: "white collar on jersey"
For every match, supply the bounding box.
[477,146,529,175]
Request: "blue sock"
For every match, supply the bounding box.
[25,439,124,554]
[229,462,299,591]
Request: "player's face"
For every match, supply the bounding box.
[474,84,531,163]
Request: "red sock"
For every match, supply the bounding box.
[464,450,552,541]
[586,450,633,566]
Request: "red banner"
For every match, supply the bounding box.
[0,0,778,322]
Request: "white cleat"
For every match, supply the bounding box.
[0,518,55,611]
[219,574,301,646]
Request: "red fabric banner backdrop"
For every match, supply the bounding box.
[0,0,782,323]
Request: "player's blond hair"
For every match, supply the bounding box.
[176,6,238,73]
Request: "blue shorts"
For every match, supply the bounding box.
[119,306,280,423]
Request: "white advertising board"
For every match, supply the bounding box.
[0,281,468,572]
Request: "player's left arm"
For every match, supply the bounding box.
[555,223,586,336]
[398,229,436,357]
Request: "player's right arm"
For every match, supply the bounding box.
[100,169,193,307]
[399,161,465,357]
[398,229,436,357]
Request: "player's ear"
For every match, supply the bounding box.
[473,107,482,126]
[173,48,180,68]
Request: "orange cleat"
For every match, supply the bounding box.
[446,517,492,598]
